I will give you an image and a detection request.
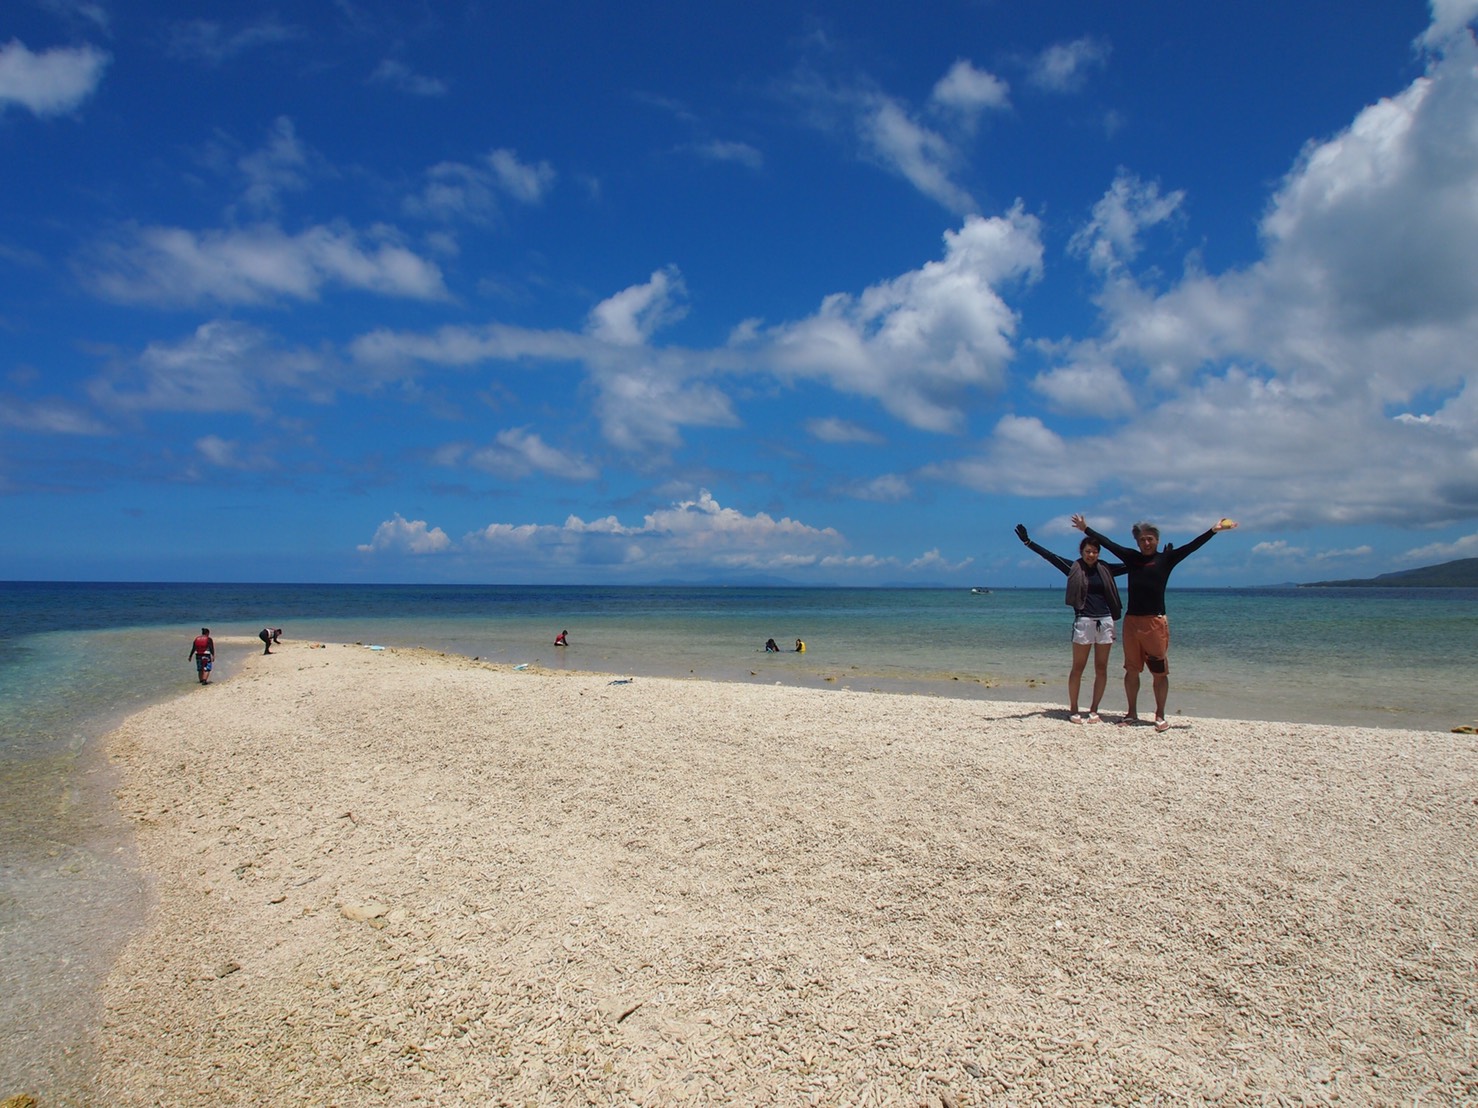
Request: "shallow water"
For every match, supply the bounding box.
[1,581,1475,1101]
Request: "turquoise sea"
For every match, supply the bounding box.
[3,580,1476,1103]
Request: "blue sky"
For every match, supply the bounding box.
[4,0,1478,586]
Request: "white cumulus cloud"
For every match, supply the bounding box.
[346,208,1044,452]
[1419,0,1478,49]
[961,27,1478,532]
[1068,171,1185,275]
[374,490,851,576]
[0,39,108,116]
[761,209,1043,432]
[587,268,688,346]
[358,514,452,555]
[930,60,1010,124]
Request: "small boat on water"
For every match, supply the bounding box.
[970,587,991,595]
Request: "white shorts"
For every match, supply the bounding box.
[1072,615,1116,646]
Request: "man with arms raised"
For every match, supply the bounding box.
[1071,513,1237,732]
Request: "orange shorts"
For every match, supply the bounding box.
[1121,615,1170,675]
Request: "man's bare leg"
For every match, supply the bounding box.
[1123,669,1141,722]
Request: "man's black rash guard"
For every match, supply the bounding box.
[1084,527,1216,617]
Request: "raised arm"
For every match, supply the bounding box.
[1072,515,1139,562]
[1014,524,1074,575]
[1165,522,1226,565]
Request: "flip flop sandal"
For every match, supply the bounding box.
[1087,712,1102,723]
[1154,719,1171,732]
[1069,713,1086,724]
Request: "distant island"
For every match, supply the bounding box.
[1301,557,1478,588]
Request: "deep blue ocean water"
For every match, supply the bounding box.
[2,580,1475,1102]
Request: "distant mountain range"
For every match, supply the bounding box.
[1302,557,1478,587]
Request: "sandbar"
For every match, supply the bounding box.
[94,641,1478,1105]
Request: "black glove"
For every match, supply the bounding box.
[1014,523,1029,544]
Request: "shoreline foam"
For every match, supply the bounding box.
[93,641,1478,1105]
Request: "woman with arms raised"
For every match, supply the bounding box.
[1015,523,1126,724]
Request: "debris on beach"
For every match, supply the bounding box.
[340,901,389,928]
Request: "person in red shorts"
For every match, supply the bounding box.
[1071,514,1236,731]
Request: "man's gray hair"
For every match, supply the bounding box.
[1131,520,1160,540]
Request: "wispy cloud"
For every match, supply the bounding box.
[87,320,331,415]
[192,434,277,472]
[41,1,108,30]
[404,148,555,224]
[786,61,985,214]
[0,394,109,434]
[164,17,301,64]
[236,117,313,216]
[370,58,448,97]
[82,223,449,306]
[1028,36,1110,93]
[857,93,976,214]
[447,428,599,482]
[805,417,883,445]
[849,473,911,502]
[691,139,764,171]
[1402,531,1478,562]
[1251,539,1308,558]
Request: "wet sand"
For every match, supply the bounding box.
[90,640,1478,1105]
